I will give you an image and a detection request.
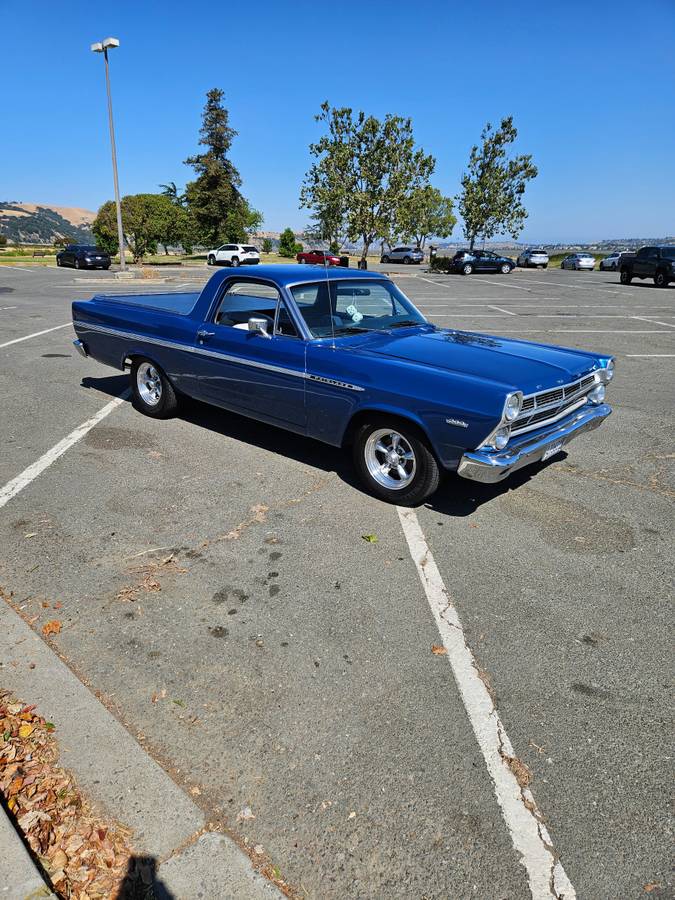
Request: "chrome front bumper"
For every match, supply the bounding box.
[457,403,612,483]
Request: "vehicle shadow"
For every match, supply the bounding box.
[81,374,562,518]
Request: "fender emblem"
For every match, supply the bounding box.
[446,417,468,428]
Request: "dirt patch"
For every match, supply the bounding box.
[499,486,635,553]
[84,426,158,451]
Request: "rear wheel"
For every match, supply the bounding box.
[230,256,240,267]
[207,255,215,266]
[130,358,178,418]
[353,419,441,506]
[462,263,473,275]
[299,258,306,264]
[654,270,669,288]
[74,259,80,269]
[56,257,61,266]
[620,268,632,285]
[403,256,411,264]
[381,255,389,264]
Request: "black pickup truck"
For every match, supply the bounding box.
[619,245,675,287]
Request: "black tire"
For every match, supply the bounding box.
[231,256,240,267]
[352,417,441,506]
[207,255,215,266]
[74,259,80,269]
[403,256,411,264]
[654,270,669,288]
[462,263,473,275]
[56,257,61,266]
[500,263,511,274]
[619,268,632,285]
[103,266,110,271]
[299,258,306,264]
[381,255,389,264]
[130,358,178,419]
[543,264,548,269]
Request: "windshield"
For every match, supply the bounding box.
[660,247,675,259]
[290,279,427,338]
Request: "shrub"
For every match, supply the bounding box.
[262,238,273,254]
[278,227,302,258]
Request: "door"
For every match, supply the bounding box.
[633,247,652,277]
[196,278,306,427]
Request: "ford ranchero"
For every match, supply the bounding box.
[72,266,614,505]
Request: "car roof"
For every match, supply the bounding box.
[207,264,389,289]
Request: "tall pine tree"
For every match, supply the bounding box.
[184,89,261,245]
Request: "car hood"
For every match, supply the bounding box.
[345,327,600,394]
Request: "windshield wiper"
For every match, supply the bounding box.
[332,325,370,335]
[389,320,423,329]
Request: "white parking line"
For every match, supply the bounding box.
[0,392,131,510]
[397,507,575,899]
[489,305,517,315]
[632,316,675,328]
[0,306,18,310]
[0,265,35,272]
[0,323,70,349]
[626,354,675,357]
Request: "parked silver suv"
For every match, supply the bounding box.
[381,246,424,265]
[517,248,549,268]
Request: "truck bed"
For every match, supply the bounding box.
[87,290,202,316]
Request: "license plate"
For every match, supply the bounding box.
[542,441,564,461]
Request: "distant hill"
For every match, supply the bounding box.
[0,201,96,244]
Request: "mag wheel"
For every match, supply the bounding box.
[231,256,240,267]
[462,263,473,275]
[353,420,441,506]
[131,358,178,419]
[500,263,511,274]
[207,255,215,266]
[381,255,389,264]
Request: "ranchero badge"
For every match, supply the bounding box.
[446,417,469,428]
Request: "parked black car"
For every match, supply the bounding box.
[447,250,515,275]
[56,244,111,270]
[619,245,675,287]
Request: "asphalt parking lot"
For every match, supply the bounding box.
[1,263,673,898]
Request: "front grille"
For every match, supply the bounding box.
[512,373,597,434]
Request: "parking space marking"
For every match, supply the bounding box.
[0,323,71,349]
[626,354,675,357]
[397,507,575,899]
[0,265,35,272]
[0,306,17,310]
[632,316,675,328]
[488,305,517,315]
[0,391,130,510]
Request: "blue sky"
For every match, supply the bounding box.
[1,0,673,242]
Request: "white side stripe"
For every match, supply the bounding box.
[397,506,576,899]
[0,323,70,349]
[0,392,130,510]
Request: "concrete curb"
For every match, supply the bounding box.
[0,804,53,898]
[0,603,282,899]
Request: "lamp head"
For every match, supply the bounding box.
[90,42,104,52]
[102,37,120,49]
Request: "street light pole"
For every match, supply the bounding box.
[91,37,125,271]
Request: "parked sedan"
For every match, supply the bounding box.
[517,248,549,268]
[448,250,515,275]
[561,253,596,270]
[380,246,424,265]
[297,249,341,266]
[56,244,111,270]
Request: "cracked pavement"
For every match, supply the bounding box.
[0,265,673,898]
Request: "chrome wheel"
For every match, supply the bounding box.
[137,362,162,406]
[364,428,416,491]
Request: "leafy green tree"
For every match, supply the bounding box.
[278,227,301,258]
[184,88,262,246]
[302,102,435,265]
[0,234,7,248]
[398,185,456,249]
[262,237,273,254]
[458,116,537,250]
[93,194,179,262]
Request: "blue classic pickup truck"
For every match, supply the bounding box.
[72,266,614,504]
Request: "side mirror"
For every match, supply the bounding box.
[248,317,271,338]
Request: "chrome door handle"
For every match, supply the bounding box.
[197,329,215,341]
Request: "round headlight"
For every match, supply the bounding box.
[492,426,511,450]
[596,360,614,383]
[588,383,606,405]
[503,392,522,422]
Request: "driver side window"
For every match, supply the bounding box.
[213,281,298,336]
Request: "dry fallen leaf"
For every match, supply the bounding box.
[644,884,662,894]
[431,645,447,656]
[42,620,62,636]
[361,534,378,543]
[18,724,34,739]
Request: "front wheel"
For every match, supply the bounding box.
[500,263,511,274]
[543,264,548,269]
[130,358,178,418]
[462,263,473,275]
[381,255,389,264]
[74,259,80,269]
[619,269,632,285]
[353,420,441,506]
[403,256,411,264]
